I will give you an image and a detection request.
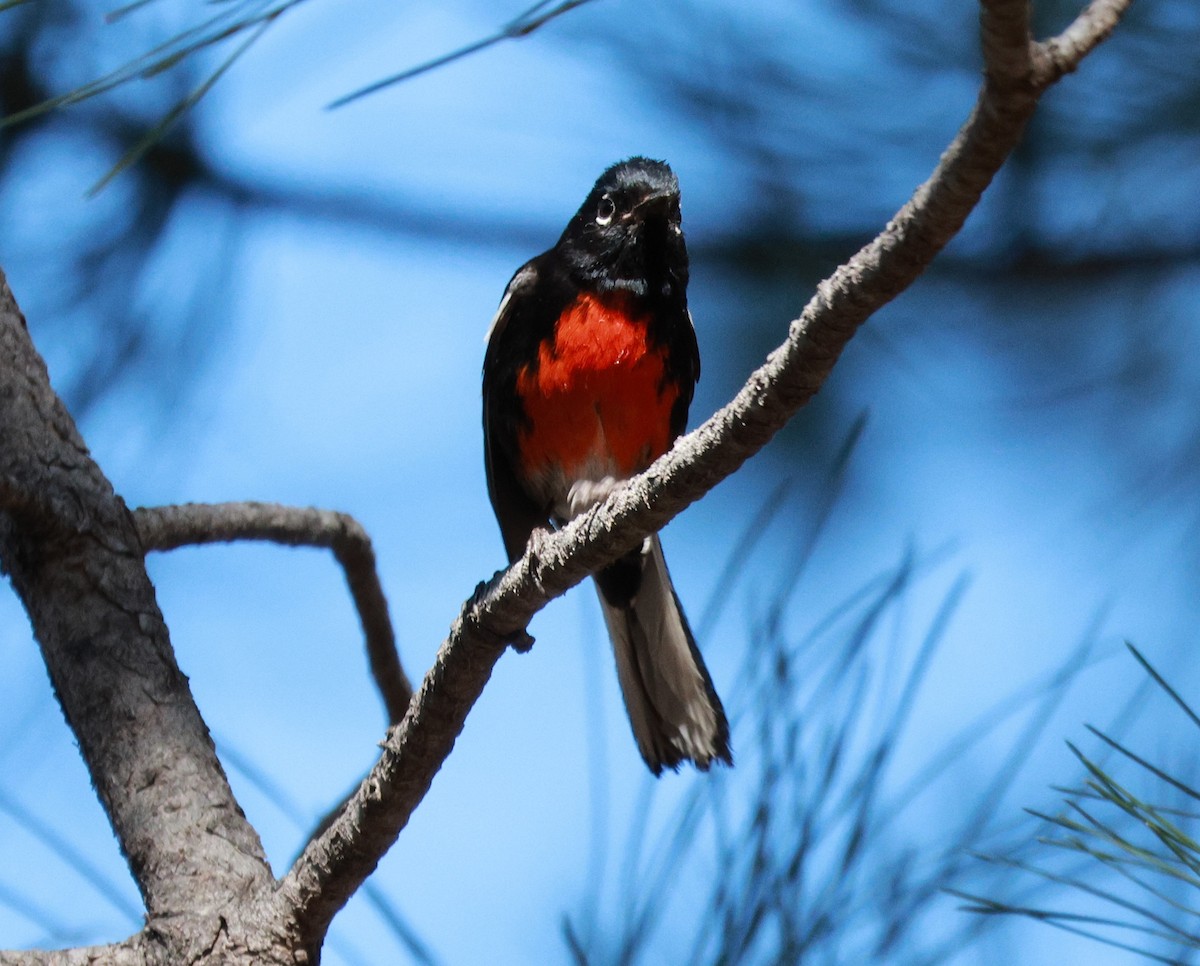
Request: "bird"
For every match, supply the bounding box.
[482,157,732,775]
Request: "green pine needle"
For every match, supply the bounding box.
[88,14,273,196]
[969,646,1200,960]
[1127,642,1200,731]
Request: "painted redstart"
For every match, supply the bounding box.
[482,157,732,775]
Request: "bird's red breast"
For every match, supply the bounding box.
[515,292,680,492]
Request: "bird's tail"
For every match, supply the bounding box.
[595,535,731,775]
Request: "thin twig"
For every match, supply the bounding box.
[1033,0,1134,86]
[134,501,412,725]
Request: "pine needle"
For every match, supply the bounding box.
[970,646,1200,959]
[88,15,275,195]
[328,0,603,109]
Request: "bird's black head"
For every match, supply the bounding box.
[556,157,689,299]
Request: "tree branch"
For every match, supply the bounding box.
[0,275,272,923]
[134,501,412,725]
[277,0,1131,943]
[1033,0,1133,86]
[980,0,1035,87]
[0,938,144,966]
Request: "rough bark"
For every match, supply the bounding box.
[0,277,295,962]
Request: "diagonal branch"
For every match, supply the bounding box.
[134,501,412,725]
[277,0,1132,943]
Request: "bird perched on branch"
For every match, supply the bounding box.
[482,157,731,775]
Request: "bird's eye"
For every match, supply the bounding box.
[595,195,615,226]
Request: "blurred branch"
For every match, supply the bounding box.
[1,0,605,189]
[135,501,412,726]
[0,787,140,923]
[275,0,1133,945]
[88,15,275,196]
[0,0,285,203]
[0,1,298,130]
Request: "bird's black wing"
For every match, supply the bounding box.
[482,261,551,563]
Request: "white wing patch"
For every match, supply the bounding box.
[484,263,538,345]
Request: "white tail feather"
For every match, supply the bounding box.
[597,536,730,774]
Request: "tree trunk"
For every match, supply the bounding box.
[0,269,307,964]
